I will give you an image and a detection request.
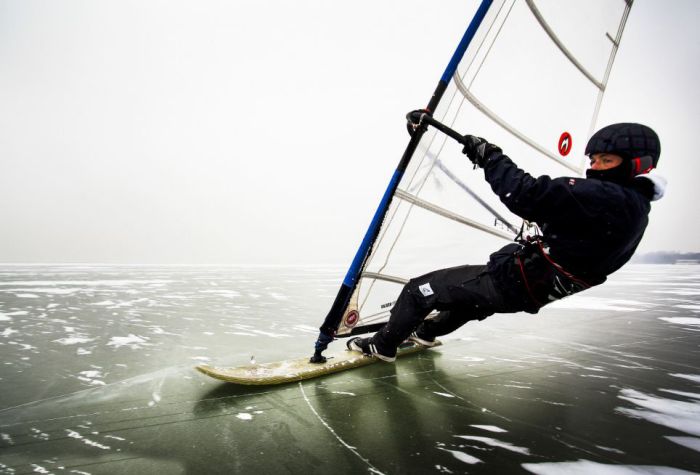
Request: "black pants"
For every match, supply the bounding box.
[372,264,524,351]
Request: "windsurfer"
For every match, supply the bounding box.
[348,122,666,362]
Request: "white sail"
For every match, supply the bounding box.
[327,0,633,338]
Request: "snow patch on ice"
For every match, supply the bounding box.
[77,370,105,386]
[595,445,625,454]
[1,327,18,337]
[670,373,700,384]
[459,356,486,362]
[66,429,111,450]
[616,388,700,437]
[522,459,696,474]
[653,289,700,296]
[455,435,530,455]
[675,304,700,312]
[199,289,242,298]
[148,391,162,407]
[0,279,173,286]
[470,425,507,433]
[665,436,700,453]
[54,335,95,345]
[0,310,28,320]
[660,317,700,326]
[548,296,650,312]
[4,287,78,295]
[438,447,481,465]
[660,389,700,400]
[107,334,150,349]
[434,392,456,398]
[236,412,253,421]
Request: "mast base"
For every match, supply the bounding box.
[309,352,327,364]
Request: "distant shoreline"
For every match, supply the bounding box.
[631,252,700,264]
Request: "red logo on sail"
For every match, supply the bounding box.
[558,132,572,156]
[344,310,359,327]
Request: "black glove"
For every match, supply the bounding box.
[462,135,502,168]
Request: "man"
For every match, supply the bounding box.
[348,122,666,362]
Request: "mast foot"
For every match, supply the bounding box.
[309,352,327,364]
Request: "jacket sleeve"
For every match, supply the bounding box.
[482,152,580,223]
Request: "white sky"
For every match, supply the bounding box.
[1,0,698,265]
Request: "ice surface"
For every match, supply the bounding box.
[1,264,698,473]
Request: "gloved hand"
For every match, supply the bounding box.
[462,135,502,168]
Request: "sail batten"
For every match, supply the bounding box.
[360,272,409,285]
[395,189,514,241]
[524,0,605,90]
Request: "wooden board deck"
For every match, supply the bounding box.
[196,340,442,385]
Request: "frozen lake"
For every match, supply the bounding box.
[0,264,699,474]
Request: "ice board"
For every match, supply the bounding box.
[195,340,442,385]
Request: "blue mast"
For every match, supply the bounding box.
[311,0,494,362]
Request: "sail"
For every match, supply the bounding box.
[314,0,633,355]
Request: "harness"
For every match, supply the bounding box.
[513,223,593,308]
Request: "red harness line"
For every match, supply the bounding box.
[516,254,543,308]
[516,241,592,308]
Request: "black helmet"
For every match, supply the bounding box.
[585,123,661,175]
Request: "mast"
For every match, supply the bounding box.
[310,0,495,362]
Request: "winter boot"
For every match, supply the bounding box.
[408,324,438,347]
[347,336,396,362]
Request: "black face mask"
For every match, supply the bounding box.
[585,160,633,185]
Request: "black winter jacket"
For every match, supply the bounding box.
[483,153,652,311]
